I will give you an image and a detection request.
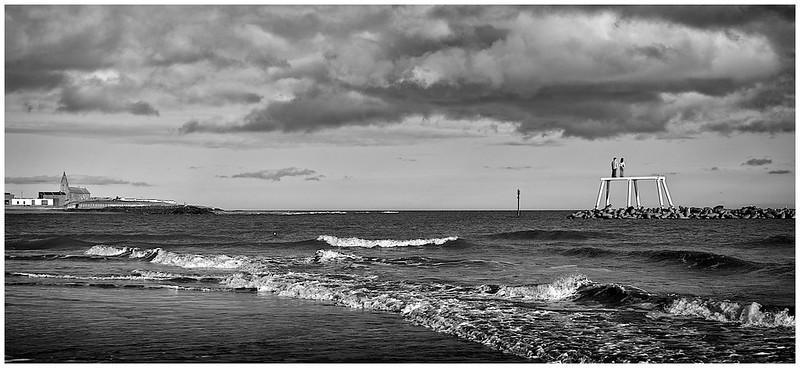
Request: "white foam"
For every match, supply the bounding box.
[317,235,458,248]
[85,245,129,256]
[12,271,171,281]
[494,274,592,301]
[220,272,407,312]
[307,249,362,264]
[150,250,247,269]
[129,247,160,259]
[665,298,795,328]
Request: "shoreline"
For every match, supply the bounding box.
[5,205,216,215]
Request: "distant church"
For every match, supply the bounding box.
[60,172,91,202]
[38,172,91,206]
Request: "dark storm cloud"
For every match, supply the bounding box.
[5,71,67,93]
[5,174,152,186]
[181,87,414,134]
[226,167,319,181]
[5,6,124,92]
[742,158,772,166]
[57,86,160,116]
[5,5,795,138]
[184,91,263,106]
[768,170,792,175]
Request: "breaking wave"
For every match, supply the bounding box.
[316,235,459,248]
[85,245,130,256]
[665,298,795,328]
[306,249,363,264]
[491,274,592,301]
[84,245,161,260]
[7,270,220,283]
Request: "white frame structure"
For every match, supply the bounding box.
[594,176,674,209]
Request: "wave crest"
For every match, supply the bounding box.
[493,274,592,301]
[85,245,130,256]
[316,235,459,248]
[665,298,795,328]
[150,250,247,269]
[642,250,760,271]
[307,249,363,264]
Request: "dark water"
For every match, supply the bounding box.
[4,211,795,362]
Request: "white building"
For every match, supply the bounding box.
[11,198,54,206]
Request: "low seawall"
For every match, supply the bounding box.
[568,206,795,219]
[65,205,215,215]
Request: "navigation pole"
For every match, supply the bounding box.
[517,189,521,217]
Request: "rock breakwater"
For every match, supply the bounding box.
[568,206,795,220]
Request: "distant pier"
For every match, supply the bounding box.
[596,176,673,209]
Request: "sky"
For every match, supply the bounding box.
[3,5,796,210]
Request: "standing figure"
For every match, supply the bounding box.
[611,157,618,177]
[619,158,625,177]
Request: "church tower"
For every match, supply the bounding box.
[60,171,70,195]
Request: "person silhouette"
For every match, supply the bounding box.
[619,158,625,177]
[611,157,618,177]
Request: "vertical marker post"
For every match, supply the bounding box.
[626,179,632,207]
[516,189,521,217]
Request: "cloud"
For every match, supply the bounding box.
[57,82,160,116]
[225,167,320,181]
[742,158,772,166]
[5,174,153,186]
[177,6,792,139]
[5,6,795,139]
[485,165,532,170]
[4,175,59,184]
[768,169,791,174]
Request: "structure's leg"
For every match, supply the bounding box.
[662,178,674,208]
[634,180,641,207]
[626,179,632,207]
[656,178,664,208]
[594,180,605,209]
[605,180,611,207]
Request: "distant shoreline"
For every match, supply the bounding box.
[5,205,215,215]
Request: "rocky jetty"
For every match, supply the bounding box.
[568,206,795,220]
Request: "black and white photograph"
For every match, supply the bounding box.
[4,3,796,363]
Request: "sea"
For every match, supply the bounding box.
[4,210,796,363]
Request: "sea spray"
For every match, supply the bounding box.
[85,245,130,256]
[665,298,795,328]
[306,249,363,264]
[493,274,592,301]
